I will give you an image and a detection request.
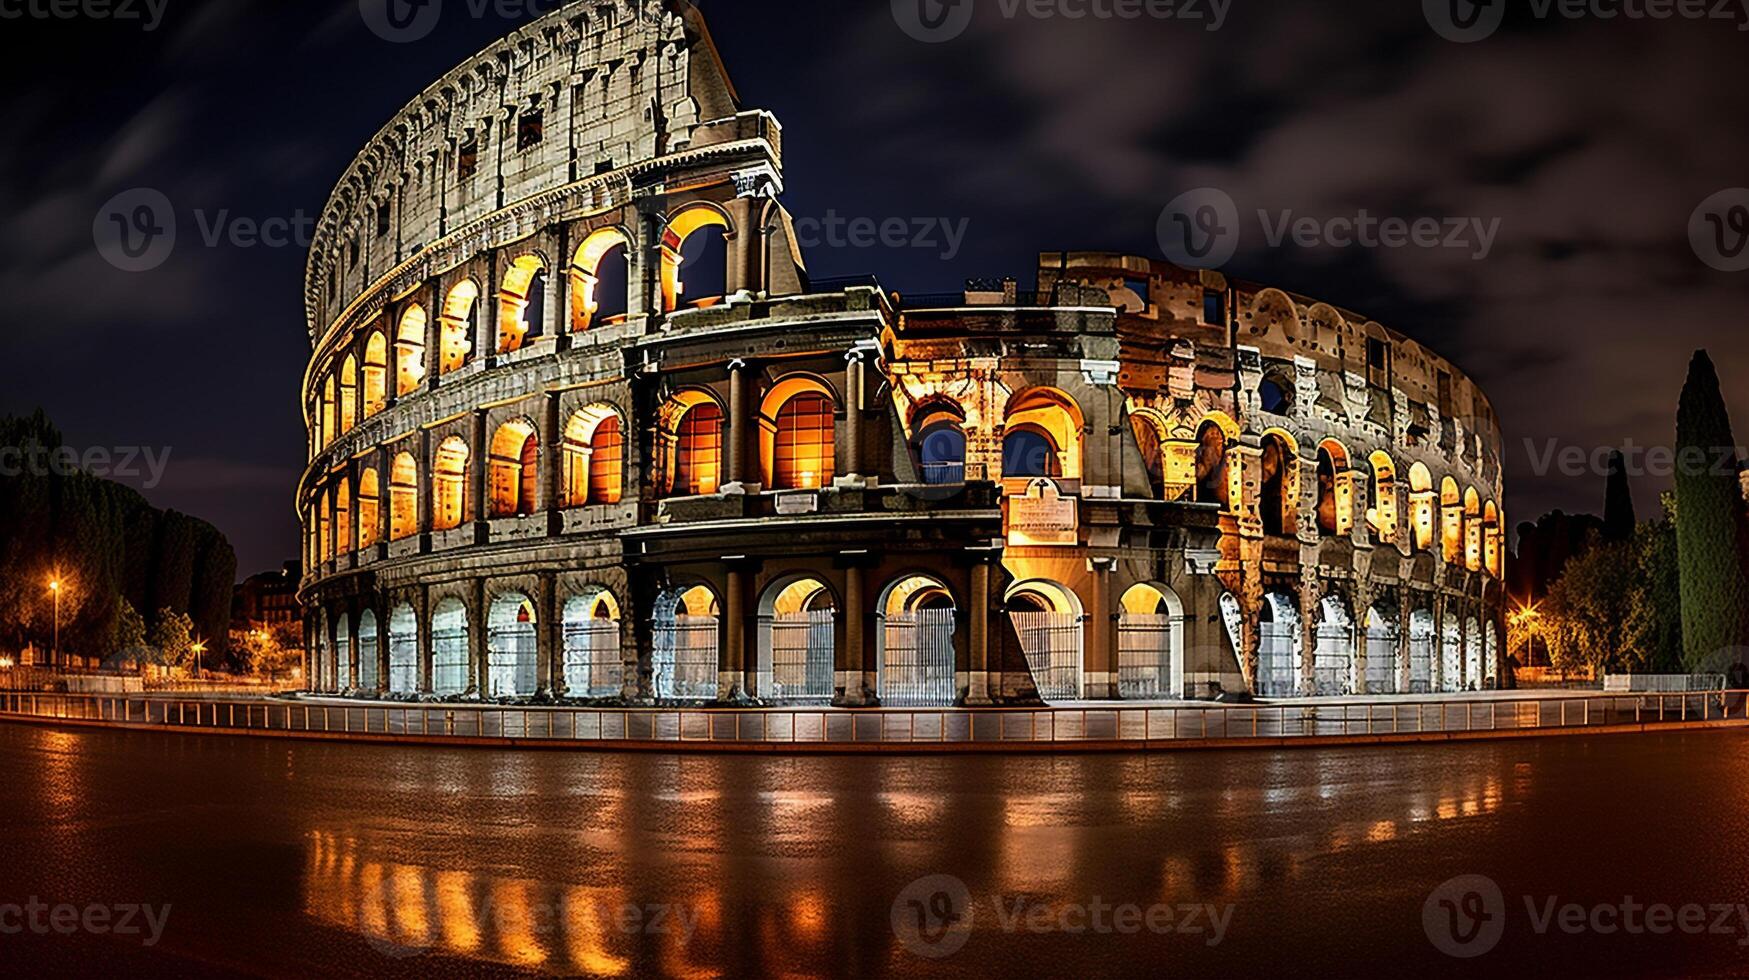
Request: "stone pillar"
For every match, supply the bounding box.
[376,598,391,696]
[416,585,434,694]
[347,606,362,691]
[543,391,564,535]
[1085,558,1114,699]
[966,556,993,705]
[725,195,761,296]
[417,428,434,546]
[629,204,660,319]
[840,348,866,486]
[538,571,559,696]
[480,250,501,364]
[724,565,748,701]
[469,577,488,698]
[471,409,489,543]
[727,359,755,492]
[424,278,443,392]
[1352,584,1372,696]
[1299,576,1319,697]
[839,563,872,706]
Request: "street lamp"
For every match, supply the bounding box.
[48,580,60,669]
[191,638,207,679]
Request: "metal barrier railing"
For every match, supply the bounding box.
[0,689,1742,748]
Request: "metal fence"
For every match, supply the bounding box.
[769,610,834,701]
[1116,614,1178,700]
[1,690,1743,749]
[881,610,956,706]
[563,621,623,698]
[1259,623,1298,697]
[652,615,719,700]
[1010,612,1082,701]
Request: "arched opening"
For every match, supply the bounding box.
[498,255,547,354]
[320,377,337,449]
[661,394,724,497]
[661,205,732,311]
[1488,620,1502,686]
[1409,463,1436,552]
[1316,441,1351,536]
[1193,421,1228,506]
[396,305,427,396]
[1364,603,1398,694]
[1127,410,1168,498]
[1439,618,1462,692]
[1408,608,1435,693]
[562,588,622,698]
[432,437,469,531]
[915,402,968,486]
[1117,583,1185,700]
[389,452,418,540]
[334,611,353,692]
[486,592,538,698]
[1258,591,1301,697]
[1440,478,1463,564]
[1483,501,1502,578]
[357,609,380,692]
[311,610,329,692]
[1464,488,1482,572]
[762,378,837,491]
[1368,451,1398,544]
[334,477,353,556]
[1259,432,1296,536]
[571,229,631,331]
[338,356,358,434]
[652,585,720,700]
[362,332,388,417]
[1314,594,1355,695]
[1464,617,1484,691]
[757,576,837,701]
[875,575,957,706]
[316,489,331,564]
[1258,371,1294,415]
[1005,580,1084,701]
[560,406,624,506]
[357,468,381,550]
[439,280,479,375]
[388,603,418,695]
[430,597,470,696]
[488,419,540,518]
[1004,389,1083,481]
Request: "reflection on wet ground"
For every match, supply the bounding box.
[0,724,1743,977]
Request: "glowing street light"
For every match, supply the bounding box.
[47,579,60,669]
[191,638,207,679]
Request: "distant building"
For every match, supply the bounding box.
[234,562,304,632]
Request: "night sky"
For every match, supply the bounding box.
[3,0,1747,577]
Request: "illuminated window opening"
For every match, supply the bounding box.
[389,452,418,541]
[498,256,547,354]
[362,332,388,417]
[771,393,835,490]
[338,356,358,435]
[673,402,724,496]
[396,305,428,396]
[439,281,478,375]
[357,468,381,550]
[432,437,469,531]
[588,415,623,504]
[488,419,540,518]
[335,477,352,555]
[659,206,732,313]
[570,229,631,332]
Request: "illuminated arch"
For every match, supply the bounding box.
[315,488,331,563]
[430,597,470,696]
[654,583,722,700]
[396,305,428,396]
[1367,450,1398,544]
[498,254,547,354]
[1316,441,1354,536]
[320,376,337,449]
[1003,388,1084,481]
[560,405,624,507]
[1408,462,1436,551]
[334,476,353,555]
[1116,582,1185,699]
[1259,430,1299,535]
[1483,500,1502,578]
[488,418,540,518]
[1440,477,1463,564]
[570,227,633,332]
[660,204,734,312]
[439,280,479,375]
[486,591,538,698]
[1193,420,1229,507]
[659,389,726,496]
[755,574,837,701]
[1464,487,1483,572]
[912,398,968,485]
[1127,407,1170,499]
[562,586,623,697]
[362,331,388,417]
[357,467,381,550]
[338,355,358,435]
[1005,579,1085,701]
[760,376,839,490]
[875,573,958,706]
[432,436,470,531]
[389,451,418,541]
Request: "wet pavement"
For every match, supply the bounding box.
[1,722,1745,977]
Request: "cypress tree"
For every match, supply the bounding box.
[1674,350,1749,667]
[1603,450,1636,541]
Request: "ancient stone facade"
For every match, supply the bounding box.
[298,1,1505,705]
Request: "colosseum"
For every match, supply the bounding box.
[297,1,1506,706]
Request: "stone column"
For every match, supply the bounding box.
[470,578,488,698]
[416,585,434,694]
[725,195,761,296]
[1299,576,1319,697]
[424,278,443,392]
[727,359,756,492]
[347,606,362,691]
[538,571,559,696]
[471,409,489,543]
[479,250,501,364]
[966,555,993,705]
[724,565,749,701]
[376,598,391,696]
[1085,557,1114,699]
[543,391,564,535]
[840,348,867,486]
[839,563,871,706]
[417,428,434,548]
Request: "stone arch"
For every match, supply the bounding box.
[357,608,380,692]
[334,476,353,556]
[1314,591,1355,695]
[652,582,721,700]
[570,227,632,331]
[562,585,623,697]
[1408,606,1435,693]
[432,436,470,531]
[1367,450,1398,544]
[1005,579,1085,701]
[874,573,959,706]
[661,203,734,312]
[488,417,540,518]
[1258,591,1302,697]
[1116,582,1185,699]
[486,590,539,698]
[1483,501,1502,578]
[1316,439,1352,536]
[1440,477,1463,564]
[1464,487,1483,572]
[389,451,418,540]
[1193,419,1230,507]
[1003,388,1085,481]
[755,574,837,701]
[430,596,470,696]
[334,609,354,692]
[1258,365,1295,415]
[498,253,548,354]
[760,374,840,491]
[439,280,479,374]
[913,397,969,485]
[1127,406,1170,498]
[1409,462,1436,552]
[395,305,427,396]
[357,467,381,550]
[1260,429,1299,535]
[387,602,418,695]
[659,388,726,497]
[362,331,388,417]
[338,355,359,434]
[1364,599,1399,694]
[320,376,337,448]
[561,404,625,506]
